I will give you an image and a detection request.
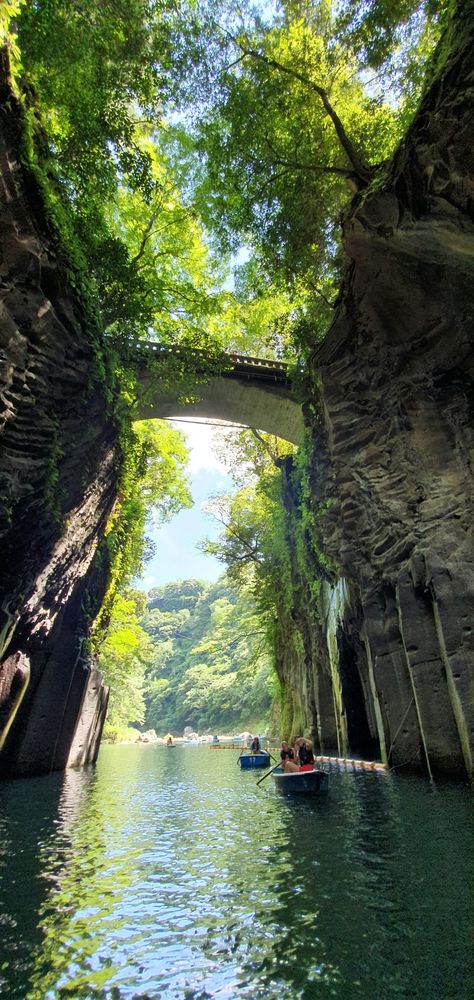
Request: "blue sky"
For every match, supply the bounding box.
[138,421,233,590]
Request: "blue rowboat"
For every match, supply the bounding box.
[271,767,329,794]
[239,752,271,769]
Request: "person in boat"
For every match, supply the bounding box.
[282,737,301,772]
[282,737,315,772]
[297,738,315,772]
[280,740,295,765]
[250,735,261,753]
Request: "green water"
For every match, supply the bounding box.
[0,745,471,1000]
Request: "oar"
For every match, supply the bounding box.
[236,747,245,765]
[256,761,281,786]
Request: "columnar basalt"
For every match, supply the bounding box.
[0,57,120,775]
[276,3,474,777]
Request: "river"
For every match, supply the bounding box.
[0,744,471,1000]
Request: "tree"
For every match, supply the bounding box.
[11,2,239,349]
[16,0,179,206]
[200,429,295,624]
[147,579,208,612]
[95,419,192,650]
[96,420,193,734]
[100,592,154,736]
[169,0,443,293]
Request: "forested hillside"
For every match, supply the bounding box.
[99,575,274,738]
[144,576,275,734]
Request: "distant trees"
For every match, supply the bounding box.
[142,576,275,734]
[100,573,275,738]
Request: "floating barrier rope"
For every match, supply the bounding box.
[314,755,387,770]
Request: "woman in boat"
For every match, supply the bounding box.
[280,740,295,766]
[298,738,315,772]
[250,735,261,753]
[282,737,314,772]
[282,737,300,772]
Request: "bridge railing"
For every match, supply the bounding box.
[131,341,290,382]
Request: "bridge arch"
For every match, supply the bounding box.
[135,347,304,445]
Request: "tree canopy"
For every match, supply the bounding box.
[9,0,446,358]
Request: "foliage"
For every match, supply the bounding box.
[148,579,208,613]
[166,0,444,303]
[8,5,210,350]
[15,0,177,208]
[95,419,192,642]
[199,424,337,738]
[142,576,275,733]
[0,1,25,77]
[100,591,154,735]
[95,138,229,345]
[333,0,448,77]
[201,429,295,618]
[12,0,314,354]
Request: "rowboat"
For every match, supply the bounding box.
[239,752,270,769]
[271,767,329,794]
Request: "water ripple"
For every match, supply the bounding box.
[0,746,471,999]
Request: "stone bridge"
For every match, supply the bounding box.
[133,343,304,444]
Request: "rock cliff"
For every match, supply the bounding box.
[275,2,474,777]
[0,56,119,775]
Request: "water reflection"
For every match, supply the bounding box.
[0,746,471,999]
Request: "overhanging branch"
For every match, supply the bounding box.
[236,40,373,184]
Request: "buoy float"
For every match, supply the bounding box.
[314,755,386,770]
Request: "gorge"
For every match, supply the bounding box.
[0,0,473,780]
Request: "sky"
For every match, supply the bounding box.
[138,421,233,591]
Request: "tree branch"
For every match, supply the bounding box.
[131,213,159,266]
[209,510,264,564]
[262,134,355,180]
[236,41,373,183]
[249,428,284,467]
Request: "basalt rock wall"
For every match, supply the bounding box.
[277,4,474,777]
[0,58,120,776]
